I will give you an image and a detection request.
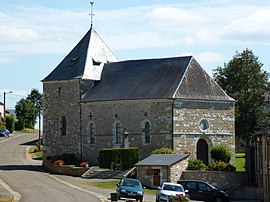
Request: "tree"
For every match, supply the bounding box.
[27,89,43,118]
[213,48,269,142]
[15,89,43,130]
[15,98,36,129]
[4,115,15,133]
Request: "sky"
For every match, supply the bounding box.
[1,0,270,110]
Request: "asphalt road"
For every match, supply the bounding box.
[0,133,104,202]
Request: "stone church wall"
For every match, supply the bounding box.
[173,99,235,164]
[42,79,82,161]
[81,99,173,165]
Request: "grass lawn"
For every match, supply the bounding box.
[235,153,246,172]
[83,180,157,195]
[29,146,43,159]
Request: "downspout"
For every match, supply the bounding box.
[171,100,174,151]
[79,79,83,162]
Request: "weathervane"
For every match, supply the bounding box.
[90,1,95,27]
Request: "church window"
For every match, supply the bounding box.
[113,121,122,144]
[115,123,122,144]
[145,122,151,143]
[142,119,151,144]
[199,119,210,131]
[60,116,67,135]
[89,122,95,144]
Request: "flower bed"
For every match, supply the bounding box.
[170,194,190,202]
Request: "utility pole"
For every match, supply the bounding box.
[3,91,12,116]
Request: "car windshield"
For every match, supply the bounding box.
[163,184,184,192]
[121,179,141,188]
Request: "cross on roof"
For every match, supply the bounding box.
[90,1,95,27]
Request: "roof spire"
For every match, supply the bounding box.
[90,1,95,28]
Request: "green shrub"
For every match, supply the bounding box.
[14,119,25,131]
[187,159,206,170]
[152,147,174,154]
[0,118,5,129]
[210,145,232,163]
[207,161,236,171]
[99,147,139,170]
[5,115,14,133]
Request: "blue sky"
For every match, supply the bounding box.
[1,0,270,109]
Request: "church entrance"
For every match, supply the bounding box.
[197,139,209,165]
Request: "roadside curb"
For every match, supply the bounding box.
[0,178,21,202]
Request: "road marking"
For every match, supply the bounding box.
[0,178,21,202]
[47,174,109,202]
[0,134,22,144]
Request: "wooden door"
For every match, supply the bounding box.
[197,139,209,165]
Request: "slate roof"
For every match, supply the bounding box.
[135,154,189,166]
[82,56,234,102]
[43,26,117,82]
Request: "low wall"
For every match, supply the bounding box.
[44,163,89,177]
[181,171,248,189]
[181,171,259,200]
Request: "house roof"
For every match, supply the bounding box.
[135,154,189,166]
[82,56,234,102]
[42,26,117,82]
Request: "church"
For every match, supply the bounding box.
[42,25,235,166]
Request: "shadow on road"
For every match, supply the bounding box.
[0,165,47,173]
[20,139,39,146]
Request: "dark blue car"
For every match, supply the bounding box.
[116,178,144,202]
[178,180,230,202]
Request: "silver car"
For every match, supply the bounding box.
[156,182,188,202]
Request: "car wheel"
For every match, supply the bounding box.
[136,196,143,202]
[215,198,222,202]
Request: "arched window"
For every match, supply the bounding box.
[145,121,151,143]
[115,122,122,144]
[89,122,95,144]
[60,116,66,135]
[141,119,151,144]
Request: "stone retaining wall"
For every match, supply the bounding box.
[44,163,89,177]
[181,171,259,200]
[181,171,248,189]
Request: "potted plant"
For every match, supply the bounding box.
[80,161,89,167]
[55,159,64,165]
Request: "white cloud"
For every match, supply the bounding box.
[221,9,270,44]
[0,55,14,64]
[0,2,270,57]
[196,52,224,62]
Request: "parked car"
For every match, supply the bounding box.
[0,129,10,137]
[178,180,230,202]
[116,178,144,202]
[156,182,188,202]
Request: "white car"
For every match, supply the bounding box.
[156,182,188,202]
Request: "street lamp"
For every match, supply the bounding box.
[3,91,12,116]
